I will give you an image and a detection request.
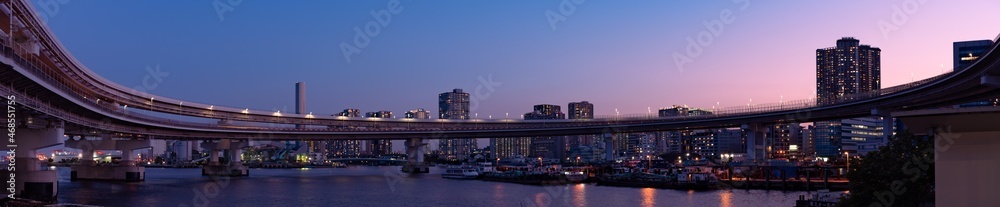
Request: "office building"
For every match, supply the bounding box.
[954,40,994,69]
[954,40,1000,107]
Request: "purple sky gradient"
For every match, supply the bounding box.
[33,1,1000,150]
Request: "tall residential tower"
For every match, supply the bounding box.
[815,38,884,158]
[437,89,477,161]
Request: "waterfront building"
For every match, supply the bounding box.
[524,104,566,161]
[491,137,531,160]
[841,117,885,155]
[567,101,596,148]
[438,89,477,161]
[329,109,363,157]
[815,37,883,159]
[404,108,431,119]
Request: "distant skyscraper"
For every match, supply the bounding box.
[329,109,363,157]
[404,108,431,119]
[438,89,476,161]
[439,89,470,119]
[524,104,566,161]
[815,37,882,159]
[567,101,595,148]
[294,82,322,154]
[816,37,881,105]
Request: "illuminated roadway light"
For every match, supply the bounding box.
[306,112,315,118]
[273,111,282,116]
[243,109,249,114]
[209,105,214,110]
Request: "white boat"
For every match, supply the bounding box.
[564,171,588,183]
[476,162,496,173]
[442,165,480,179]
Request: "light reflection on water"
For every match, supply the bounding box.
[55,166,812,207]
[640,187,656,207]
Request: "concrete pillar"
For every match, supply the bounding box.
[882,117,893,140]
[209,149,220,166]
[80,148,95,166]
[121,149,134,166]
[65,137,150,182]
[602,133,614,162]
[402,138,428,173]
[1,127,64,201]
[202,139,248,177]
[893,106,1000,206]
[742,124,763,161]
[872,108,894,141]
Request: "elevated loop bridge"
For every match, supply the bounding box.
[0,0,998,204]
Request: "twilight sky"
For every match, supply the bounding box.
[34,1,1000,151]
[39,0,1000,118]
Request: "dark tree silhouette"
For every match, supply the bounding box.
[839,132,934,207]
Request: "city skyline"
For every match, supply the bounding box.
[41,1,1000,120]
[2,1,997,205]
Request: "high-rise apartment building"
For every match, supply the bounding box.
[815,37,883,159]
[438,89,477,161]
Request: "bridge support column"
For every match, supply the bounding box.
[79,147,95,166]
[894,108,1000,206]
[1,127,64,201]
[202,140,249,177]
[872,109,895,141]
[401,138,428,173]
[742,124,764,162]
[65,137,150,182]
[981,75,1000,87]
[602,133,615,162]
